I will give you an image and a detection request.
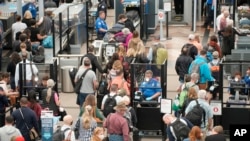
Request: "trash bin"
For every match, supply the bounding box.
[61,66,77,93]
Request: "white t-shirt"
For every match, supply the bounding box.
[12,21,27,40]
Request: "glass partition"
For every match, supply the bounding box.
[130,59,167,105]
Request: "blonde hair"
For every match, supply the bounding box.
[91,127,104,141]
[136,42,146,55]
[46,79,55,103]
[117,45,126,57]
[24,10,33,19]
[82,105,93,129]
[126,48,136,57]
[82,94,97,117]
[112,60,123,70]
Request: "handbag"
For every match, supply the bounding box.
[74,68,91,94]
[19,109,39,140]
[74,118,80,139]
[58,107,67,121]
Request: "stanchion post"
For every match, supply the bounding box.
[163,0,171,40]
[86,1,89,51]
[165,12,172,40]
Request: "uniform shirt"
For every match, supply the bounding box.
[15,59,39,87]
[95,17,108,36]
[139,78,162,98]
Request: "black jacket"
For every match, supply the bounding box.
[80,53,103,73]
[175,54,193,80]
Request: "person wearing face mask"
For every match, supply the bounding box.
[139,70,162,101]
[91,127,105,141]
[61,115,76,141]
[229,72,247,96]
[244,67,250,88]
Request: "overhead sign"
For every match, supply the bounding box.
[210,100,222,115]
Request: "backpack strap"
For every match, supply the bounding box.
[63,128,71,140]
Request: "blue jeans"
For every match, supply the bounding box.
[78,93,94,107]
[109,134,123,141]
[10,76,15,90]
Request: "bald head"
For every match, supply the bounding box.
[63,115,73,126]
[162,114,175,125]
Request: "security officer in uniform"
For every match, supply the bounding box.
[97,0,107,19]
[95,11,108,40]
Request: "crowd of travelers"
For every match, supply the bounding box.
[0,0,242,141]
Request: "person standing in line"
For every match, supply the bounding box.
[12,97,39,141]
[103,101,130,141]
[11,15,27,41]
[0,87,9,127]
[0,116,22,141]
[75,57,97,107]
[15,51,39,91]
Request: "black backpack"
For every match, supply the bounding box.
[170,118,190,141]
[98,77,109,94]
[53,127,70,141]
[103,94,117,117]
[185,100,206,127]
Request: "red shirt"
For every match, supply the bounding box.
[103,113,129,141]
[28,102,42,120]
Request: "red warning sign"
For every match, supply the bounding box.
[158,11,164,20]
[213,107,218,112]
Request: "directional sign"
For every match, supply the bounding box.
[41,117,53,141]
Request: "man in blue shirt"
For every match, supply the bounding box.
[95,11,108,40]
[203,0,214,29]
[139,70,162,101]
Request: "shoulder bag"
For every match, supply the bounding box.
[74,68,91,94]
[19,109,39,140]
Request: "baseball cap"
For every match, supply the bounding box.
[188,34,195,40]
[213,51,219,58]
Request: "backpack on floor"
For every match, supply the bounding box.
[170,118,190,141]
[103,94,117,117]
[185,100,206,127]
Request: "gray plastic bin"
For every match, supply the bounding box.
[61,66,77,93]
